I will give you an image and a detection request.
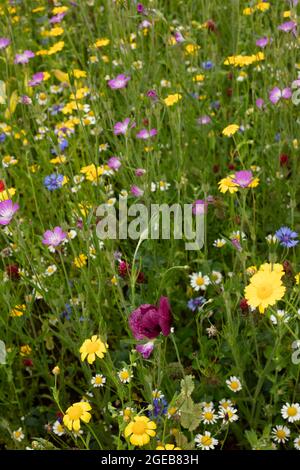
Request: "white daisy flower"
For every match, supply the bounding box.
[281,403,300,422]
[195,431,218,450]
[294,435,300,450]
[53,420,65,436]
[218,406,239,423]
[91,374,106,388]
[226,376,242,393]
[189,272,210,291]
[13,427,24,442]
[272,425,290,444]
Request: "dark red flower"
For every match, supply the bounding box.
[129,297,171,340]
[23,358,33,367]
[6,264,20,280]
[240,298,249,311]
[206,19,217,32]
[280,153,289,166]
[0,180,5,192]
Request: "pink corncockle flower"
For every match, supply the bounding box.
[129,297,171,340]
[14,50,35,64]
[197,115,211,125]
[136,342,154,359]
[147,89,158,101]
[136,128,157,139]
[113,118,135,135]
[135,168,146,177]
[108,74,131,90]
[137,3,145,14]
[42,226,67,247]
[0,38,10,50]
[50,13,66,24]
[256,98,265,109]
[192,200,208,215]
[0,199,19,225]
[130,185,144,197]
[256,36,269,48]
[269,87,292,104]
[278,21,297,34]
[232,170,254,188]
[174,31,185,43]
[28,72,45,87]
[107,156,121,171]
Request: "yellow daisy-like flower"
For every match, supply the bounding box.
[245,270,286,314]
[10,304,26,317]
[0,187,16,201]
[80,335,108,364]
[93,38,110,48]
[124,416,157,447]
[20,344,32,356]
[73,69,87,79]
[218,176,238,194]
[255,2,270,12]
[259,263,285,277]
[156,444,181,450]
[63,402,92,432]
[295,273,300,285]
[163,93,182,107]
[73,253,87,268]
[222,124,239,137]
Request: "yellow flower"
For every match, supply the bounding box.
[50,155,67,164]
[52,366,60,375]
[255,2,270,12]
[43,27,64,37]
[93,38,110,48]
[295,273,300,285]
[73,254,88,268]
[63,402,91,432]
[259,263,285,277]
[163,93,182,107]
[156,444,181,450]
[11,304,26,317]
[222,124,239,137]
[193,74,205,82]
[80,335,108,364]
[47,41,65,56]
[0,187,16,201]
[20,344,32,356]
[185,44,200,55]
[73,69,87,79]
[245,270,286,314]
[124,416,157,447]
[243,8,254,15]
[52,6,68,15]
[218,176,238,194]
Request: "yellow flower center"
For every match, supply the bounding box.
[257,284,273,299]
[132,421,147,435]
[201,436,212,446]
[287,406,297,417]
[276,430,286,439]
[15,431,21,438]
[85,341,100,353]
[120,371,129,380]
[230,381,239,390]
[95,376,103,384]
[204,411,213,420]
[67,404,83,420]
[196,277,204,286]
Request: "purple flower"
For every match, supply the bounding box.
[197,115,211,125]
[256,36,269,48]
[113,118,135,135]
[135,168,146,176]
[107,156,121,171]
[44,174,64,191]
[42,226,67,247]
[129,296,172,340]
[0,199,19,225]
[147,89,158,101]
[130,185,144,197]
[275,226,299,248]
[278,21,297,34]
[28,72,45,87]
[136,342,154,359]
[50,13,66,24]
[269,87,292,104]
[0,38,10,50]
[136,128,157,139]
[20,95,32,105]
[137,3,145,13]
[174,31,184,43]
[192,200,208,215]
[187,296,206,312]
[256,98,265,109]
[232,170,254,188]
[14,50,35,64]
[108,74,130,90]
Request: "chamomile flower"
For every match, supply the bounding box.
[218,406,239,423]
[44,265,57,276]
[13,427,25,442]
[226,376,242,392]
[294,435,300,450]
[53,420,65,436]
[91,374,106,388]
[272,425,290,443]
[118,368,133,383]
[195,431,218,450]
[210,271,223,284]
[189,272,210,291]
[201,409,218,424]
[213,238,226,248]
[281,403,300,422]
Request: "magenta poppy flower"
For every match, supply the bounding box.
[108,74,131,90]
[42,226,67,247]
[232,170,254,188]
[0,38,10,50]
[0,199,19,225]
[136,128,157,139]
[113,118,135,135]
[269,86,292,104]
[28,72,45,87]
[107,156,121,171]
[130,185,144,197]
[255,36,269,48]
[136,342,154,359]
[14,50,35,64]
[278,21,297,34]
[129,296,172,340]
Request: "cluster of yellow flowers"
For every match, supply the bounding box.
[224,52,264,67]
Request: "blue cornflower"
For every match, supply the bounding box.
[50,104,63,116]
[0,133,6,142]
[44,173,64,191]
[275,226,299,248]
[60,303,72,320]
[59,138,68,152]
[187,296,206,312]
[202,60,214,70]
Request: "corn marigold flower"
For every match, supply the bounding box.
[124,416,156,447]
[245,269,286,313]
[63,401,92,431]
[222,124,239,136]
[163,93,182,106]
[80,335,108,364]
[156,444,181,450]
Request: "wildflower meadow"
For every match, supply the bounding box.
[1,0,300,453]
